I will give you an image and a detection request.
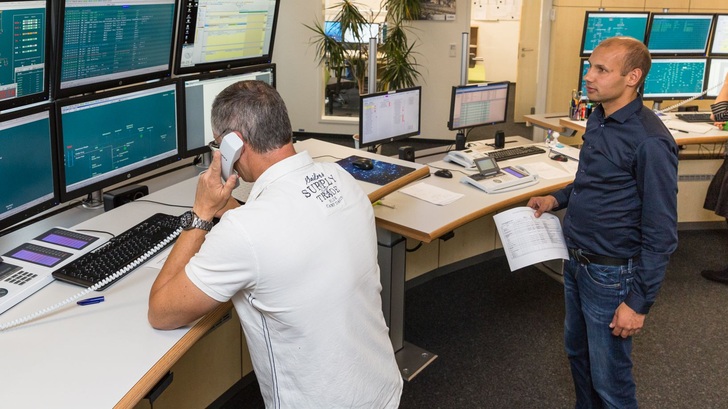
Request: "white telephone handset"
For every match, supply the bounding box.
[219,132,243,185]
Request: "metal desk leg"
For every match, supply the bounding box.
[377,227,437,381]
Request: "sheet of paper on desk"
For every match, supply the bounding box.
[399,182,463,205]
[493,207,569,271]
[520,162,574,179]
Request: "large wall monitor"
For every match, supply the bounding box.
[647,14,714,55]
[55,0,177,98]
[447,81,510,131]
[578,59,589,98]
[174,0,280,75]
[710,14,728,56]
[580,11,650,56]
[0,105,58,232]
[0,0,51,112]
[642,58,707,100]
[179,64,276,158]
[56,82,179,203]
[706,58,728,97]
[358,86,421,148]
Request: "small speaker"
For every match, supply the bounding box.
[455,132,466,151]
[399,146,415,162]
[494,130,505,149]
[103,184,149,211]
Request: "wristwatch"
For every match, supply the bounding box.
[180,210,214,232]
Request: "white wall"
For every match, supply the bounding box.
[273,0,484,141]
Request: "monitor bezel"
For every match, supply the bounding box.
[709,14,728,56]
[646,13,715,56]
[53,0,178,99]
[358,86,422,149]
[447,81,510,131]
[579,11,650,57]
[173,0,281,76]
[176,63,277,159]
[0,103,59,233]
[0,0,52,112]
[641,57,708,100]
[55,80,181,203]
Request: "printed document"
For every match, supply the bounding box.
[493,206,569,271]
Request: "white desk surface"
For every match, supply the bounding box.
[373,137,577,243]
[0,138,427,408]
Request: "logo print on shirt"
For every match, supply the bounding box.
[301,172,344,208]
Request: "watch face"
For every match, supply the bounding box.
[180,211,193,229]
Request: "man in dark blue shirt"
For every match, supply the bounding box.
[528,37,678,408]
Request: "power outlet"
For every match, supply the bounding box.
[449,43,456,58]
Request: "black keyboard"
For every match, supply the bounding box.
[675,113,713,123]
[52,213,182,290]
[488,145,546,162]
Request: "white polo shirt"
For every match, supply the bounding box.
[186,151,402,408]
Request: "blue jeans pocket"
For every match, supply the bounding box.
[584,264,622,289]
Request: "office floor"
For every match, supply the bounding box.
[218,228,728,408]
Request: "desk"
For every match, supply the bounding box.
[0,139,428,408]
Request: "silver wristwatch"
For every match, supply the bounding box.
[180,210,213,232]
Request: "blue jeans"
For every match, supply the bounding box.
[563,257,638,409]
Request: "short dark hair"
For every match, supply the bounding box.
[596,37,651,88]
[211,80,292,153]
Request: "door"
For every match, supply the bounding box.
[514,0,546,122]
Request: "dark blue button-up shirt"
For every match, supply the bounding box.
[552,97,678,314]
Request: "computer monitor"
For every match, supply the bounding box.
[324,21,342,42]
[0,104,58,232]
[56,81,180,203]
[706,58,728,98]
[578,59,590,98]
[174,0,280,75]
[447,81,510,131]
[580,11,649,56]
[646,13,714,55]
[358,86,421,148]
[710,14,728,56]
[55,0,177,98]
[642,58,707,100]
[178,64,276,158]
[0,0,51,112]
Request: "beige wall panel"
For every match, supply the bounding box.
[439,215,497,266]
[546,7,587,113]
[405,239,439,281]
[643,0,690,9]
[677,159,726,223]
[553,0,600,7]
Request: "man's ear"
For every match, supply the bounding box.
[626,68,643,89]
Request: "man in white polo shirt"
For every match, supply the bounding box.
[148,80,402,408]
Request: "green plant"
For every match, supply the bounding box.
[306,0,422,98]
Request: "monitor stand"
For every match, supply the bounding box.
[651,100,662,111]
[82,190,104,210]
[196,151,212,170]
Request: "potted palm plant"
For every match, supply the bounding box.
[306,0,422,107]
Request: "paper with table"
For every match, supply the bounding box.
[399,182,464,205]
[493,206,569,271]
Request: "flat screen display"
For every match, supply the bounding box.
[642,58,707,100]
[358,86,421,148]
[448,81,509,131]
[179,64,275,158]
[710,15,728,56]
[174,0,280,75]
[56,82,180,202]
[56,0,177,98]
[580,11,649,56]
[706,58,728,97]
[0,105,58,232]
[646,14,713,55]
[0,0,50,111]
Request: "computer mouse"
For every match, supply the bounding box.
[434,169,453,178]
[352,157,374,170]
[550,154,568,162]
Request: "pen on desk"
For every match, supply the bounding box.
[669,128,688,133]
[77,296,105,306]
[373,200,395,209]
